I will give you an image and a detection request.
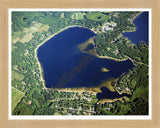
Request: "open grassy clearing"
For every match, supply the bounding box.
[76,12,84,20]
[20,33,33,43]
[12,70,25,81]
[38,25,50,32]
[12,22,49,44]
[13,65,18,71]
[12,31,26,40]
[12,87,24,113]
[12,37,20,44]
[60,13,64,18]
[24,22,42,33]
[12,31,26,44]
[86,12,110,21]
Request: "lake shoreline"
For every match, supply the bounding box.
[35,25,97,90]
[35,25,133,92]
[51,78,118,94]
[78,36,128,62]
[35,25,76,89]
[122,12,142,34]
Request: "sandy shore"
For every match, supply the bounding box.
[95,54,128,61]
[51,78,118,96]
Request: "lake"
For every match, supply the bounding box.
[97,87,131,100]
[37,27,134,89]
[122,12,149,44]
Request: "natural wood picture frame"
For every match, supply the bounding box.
[0,0,160,128]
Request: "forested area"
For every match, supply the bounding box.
[12,11,149,115]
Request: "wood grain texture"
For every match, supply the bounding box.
[0,0,160,127]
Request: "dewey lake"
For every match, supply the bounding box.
[37,27,134,89]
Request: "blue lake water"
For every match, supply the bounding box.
[122,12,149,44]
[37,27,134,90]
[97,87,131,100]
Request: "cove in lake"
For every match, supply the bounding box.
[122,12,149,44]
[37,27,134,90]
[97,87,131,100]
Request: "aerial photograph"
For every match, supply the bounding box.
[11,10,149,116]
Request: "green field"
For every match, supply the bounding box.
[13,65,18,71]
[86,12,110,21]
[12,87,24,112]
[12,31,26,44]
[12,70,25,81]
[38,25,50,32]
[12,22,47,44]
[20,33,33,43]
[12,31,26,40]
[76,12,84,20]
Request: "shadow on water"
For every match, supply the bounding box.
[97,87,131,100]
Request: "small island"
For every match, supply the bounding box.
[11,10,149,116]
